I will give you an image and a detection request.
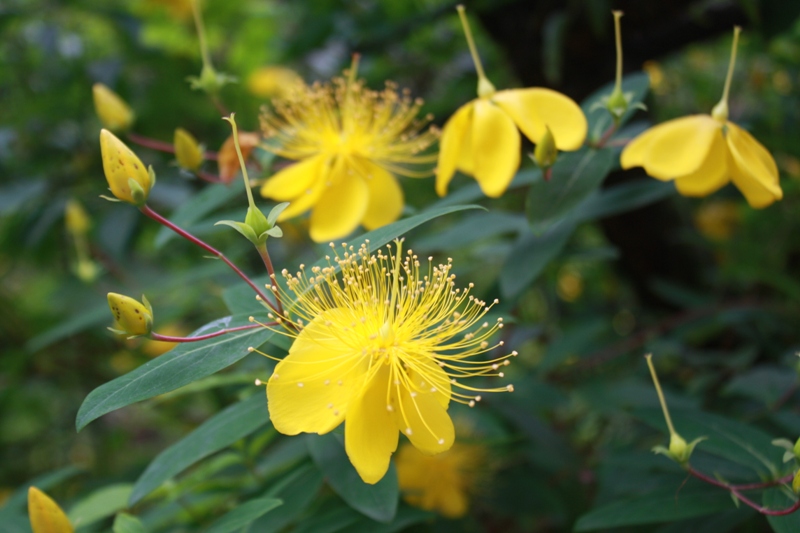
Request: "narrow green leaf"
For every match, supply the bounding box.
[413,211,527,253]
[499,221,576,298]
[581,72,650,142]
[526,147,615,229]
[764,487,800,532]
[251,464,324,533]
[205,498,283,533]
[292,505,361,533]
[575,179,675,222]
[307,433,399,523]
[113,513,146,533]
[129,393,269,505]
[154,180,245,248]
[427,169,541,210]
[347,505,435,533]
[76,315,273,431]
[68,484,132,529]
[0,466,82,515]
[574,482,735,530]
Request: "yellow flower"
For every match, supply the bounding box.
[259,58,438,243]
[247,65,305,100]
[256,240,515,484]
[621,27,782,208]
[99,129,153,205]
[64,199,91,236]
[92,84,134,132]
[694,200,740,241]
[396,440,485,518]
[108,293,153,337]
[28,487,73,533]
[436,6,586,198]
[174,128,204,171]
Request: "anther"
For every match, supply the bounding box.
[507,384,514,392]
[254,379,262,386]
[297,383,304,387]
[405,428,413,435]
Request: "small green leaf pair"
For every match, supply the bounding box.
[216,202,288,246]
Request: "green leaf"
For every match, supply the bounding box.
[292,505,361,533]
[0,179,47,215]
[307,433,399,523]
[526,147,615,230]
[215,219,258,243]
[413,211,527,253]
[68,483,132,529]
[129,393,269,505]
[581,72,650,143]
[76,315,273,431]
[427,169,541,210]
[154,179,245,249]
[575,179,675,222]
[764,487,800,532]
[347,505,435,533]
[574,482,735,530]
[0,465,82,515]
[113,513,146,533]
[26,304,109,353]
[205,498,283,533]
[251,464,324,532]
[499,220,576,298]
[222,204,484,315]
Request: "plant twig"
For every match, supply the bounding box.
[150,323,271,343]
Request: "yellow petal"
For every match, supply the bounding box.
[639,115,720,180]
[360,161,404,231]
[621,123,662,170]
[492,88,587,150]
[345,365,400,484]
[99,129,151,204]
[309,159,369,242]
[403,356,451,409]
[396,373,454,455]
[261,155,324,201]
[674,129,729,196]
[726,122,782,208]
[472,99,520,198]
[93,84,134,132]
[173,128,204,171]
[28,487,74,533]
[267,310,364,435]
[438,487,469,519]
[435,102,474,196]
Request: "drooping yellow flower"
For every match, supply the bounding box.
[93,84,135,132]
[28,487,74,533]
[396,440,485,518]
[621,27,782,208]
[254,240,515,484]
[99,129,153,205]
[436,6,586,198]
[247,66,305,100]
[259,58,438,243]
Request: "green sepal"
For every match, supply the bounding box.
[245,205,270,237]
[128,178,147,206]
[265,226,283,238]
[141,294,153,318]
[148,165,157,189]
[187,64,238,95]
[652,435,707,465]
[215,220,259,244]
[100,194,122,203]
[106,326,144,340]
[267,202,290,226]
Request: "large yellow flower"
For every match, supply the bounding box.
[396,440,485,518]
[259,61,438,243]
[436,6,586,198]
[621,27,782,208]
[254,240,515,484]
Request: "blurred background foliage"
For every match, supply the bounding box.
[2,0,800,531]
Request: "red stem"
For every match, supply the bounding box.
[256,244,283,316]
[688,467,800,516]
[197,170,224,184]
[151,323,273,343]
[127,132,218,160]
[591,123,619,149]
[139,205,279,314]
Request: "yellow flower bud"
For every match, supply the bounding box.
[92,83,134,132]
[174,128,204,171]
[99,129,152,205]
[28,487,74,533]
[794,470,800,494]
[64,199,91,235]
[107,293,153,337]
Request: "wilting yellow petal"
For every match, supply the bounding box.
[492,88,587,150]
[261,155,325,201]
[99,129,151,204]
[268,311,363,435]
[639,116,720,180]
[674,129,729,196]
[360,161,404,230]
[309,159,369,242]
[436,103,474,196]
[28,487,73,533]
[472,99,520,198]
[345,365,400,484]
[396,378,454,455]
[726,122,782,208]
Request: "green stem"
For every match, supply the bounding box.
[720,26,741,107]
[645,354,676,436]
[223,114,256,209]
[191,0,212,70]
[457,4,495,97]
[612,11,624,92]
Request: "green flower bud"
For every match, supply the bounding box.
[532,126,558,170]
[107,293,153,337]
[99,129,152,206]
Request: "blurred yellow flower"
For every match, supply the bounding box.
[621,28,782,208]
[141,323,187,357]
[174,128,204,171]
[247,66,305,100]
[694,200,740,241]
[64,199,91,236]
[93,84,134,132]
[257,240,515,484]
[28,487,73,533]
[436,6,586,198]
[396,441,485,518]
[99,129,153,205]
[259,58,438,243]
